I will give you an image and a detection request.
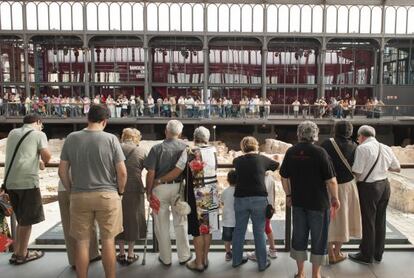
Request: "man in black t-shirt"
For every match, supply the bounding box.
[280,121,340,278]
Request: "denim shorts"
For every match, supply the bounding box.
[222,226,234,242]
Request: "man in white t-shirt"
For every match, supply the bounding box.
[221,170,236,262]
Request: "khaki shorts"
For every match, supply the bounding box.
[70,191,123,240]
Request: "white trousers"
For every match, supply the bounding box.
[152,183,191,264]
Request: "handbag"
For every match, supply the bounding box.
[266,201,275,219]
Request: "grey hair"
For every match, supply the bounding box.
[166,120,184,136]
[297,121,319,143]
[357,125,376,138]
[194,126,210,144]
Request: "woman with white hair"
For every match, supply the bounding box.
[116,128,147,265]
[155,126,219,272]
[280,121,340,278]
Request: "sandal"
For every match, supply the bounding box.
[126,254,139,265]
[335,254,347,264]
[14,250,44,265]
[186,260,204,272]
[116,253,126,265]
[9,253,17,264]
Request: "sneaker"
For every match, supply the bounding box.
[267,248,278,259]
[246,251,257,261]
[225,252,232,261]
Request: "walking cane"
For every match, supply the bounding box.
[142,208,151,265]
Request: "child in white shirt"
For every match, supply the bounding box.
[221,170,236,261]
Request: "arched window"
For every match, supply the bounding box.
[158,3,169,31]
[241,5,252,32]
[337,6,348,33]
[230,5,241,32]
[301,5,312,33]
[61,3,72,30]
[170,4,180,31]
[0,2,11,30]
[98,3,109,30]
[278,5,289,32]
[408,7,414,34]
[348,6,359,33]
[396,7,407,34]
[252,5,263,32]
[147,3,158,31]
[109,3,121,30]
[38,2,49,30]
[218,5,229,32]
[371,6,382,33]
[11,2,23,30]
[182,4,192,31]
[26,2,37,30]
[360,6,371,33]
[73,3,83,30]
[49,2,60,30]
[326,6,337,33]
[312,6,323,32]
[267,5,277,32]
[193,4,203,32]
[207,5,218,32]
[121,3,132,31]
[289,5,300,32]
[132,3,143,31]
[385,7,396,34]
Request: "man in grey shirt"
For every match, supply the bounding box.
[58,105,127,278]
[144,120,192,266]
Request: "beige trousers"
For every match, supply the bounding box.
[58,190,100,266]
[152,183,191,264]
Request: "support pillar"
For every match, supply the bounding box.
[23,36,30,98]
[90,45,95,97]
[261,43,268,100]
[378,39,385,101]
[318,40,327,99]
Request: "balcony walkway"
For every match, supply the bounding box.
[1,250,414,278]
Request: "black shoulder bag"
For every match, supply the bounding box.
[1,130,34,191]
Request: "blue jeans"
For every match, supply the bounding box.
[232,196,267,270]
[291,206,330,266]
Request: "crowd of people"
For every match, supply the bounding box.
[0,106,401,278]
[0,92,386,120]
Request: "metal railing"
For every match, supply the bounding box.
[1,102,413,120]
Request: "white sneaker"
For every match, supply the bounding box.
[267,248,278,259]
[246,251,257,261]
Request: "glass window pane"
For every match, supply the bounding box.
[408,8,414,34]
[290,5,300,32]
[38,3,49,30]
[72,3,83,30]
[170,4,180,31]
[267,5,277,32]
[278,5,289,32]
[230,5,240,32]
[110,3,121,30]
[326,6,337,33]
[312,6,323,32]
[11,3,23,30]
[182,4,192,31]
[338,6,348,33]
[193,4,203,32]
[87,3,98,30]
[26,3,37,30]
[219,5,229,32]
[253,5,263,32]
[147,3,157,31]
[360,7,371,33]
[121,4,132,31]
[208,5,217,32]
[371,7,381,33]
[0,3,11,30]
[158,3,169,31]
[132,4,143,31]
[349,6,359,33]
[241,5,252,32]
[301,5,312,33]
[98,4,109,30]
[396,7,407,34]
[61,3,72,30]
[49,3,60,30]
[385,7,396,34]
